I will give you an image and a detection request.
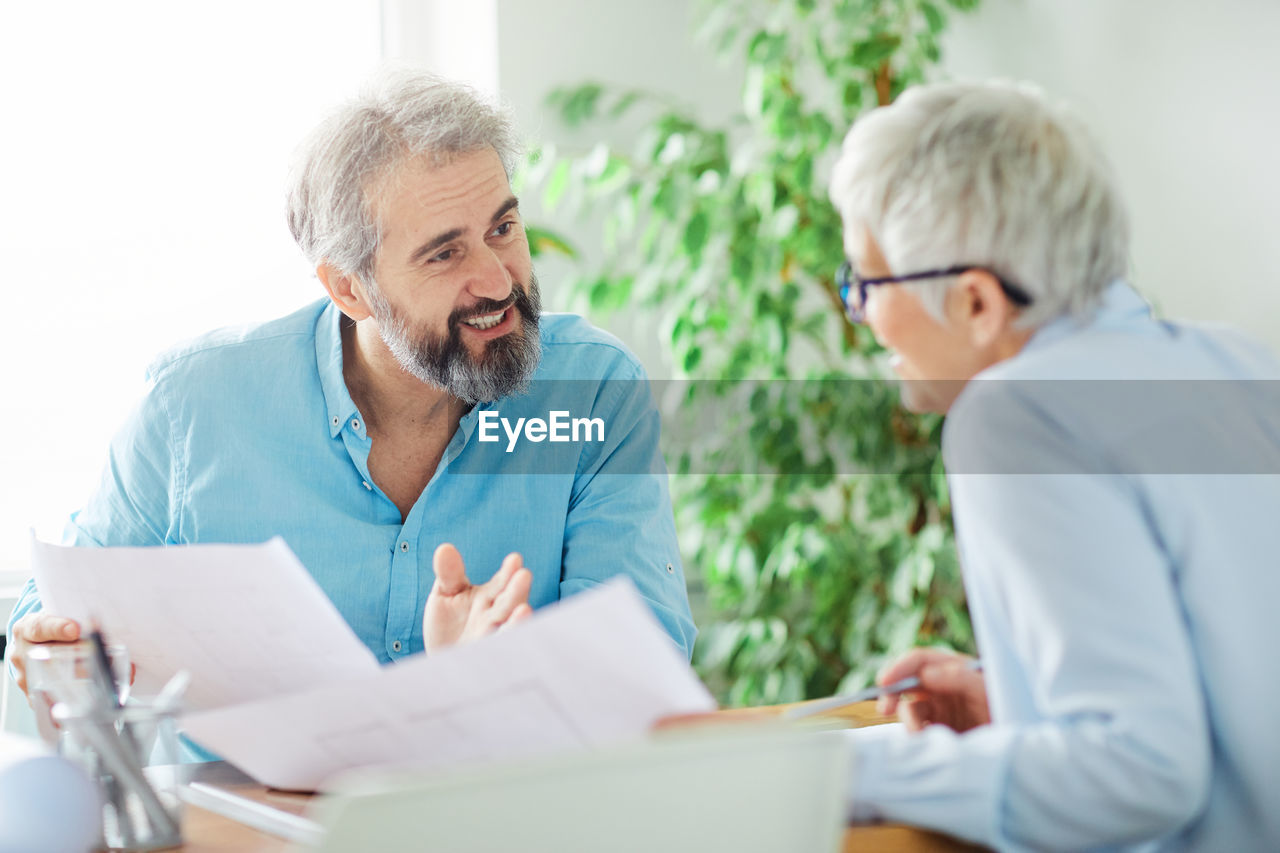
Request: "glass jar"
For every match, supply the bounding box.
[27,642,184,851]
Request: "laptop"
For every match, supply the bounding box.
[301,725,850,853]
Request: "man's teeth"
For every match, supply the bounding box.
[462,309,506,330]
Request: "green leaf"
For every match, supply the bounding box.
[747,31,787,64]
[656,133,688,165]
[651,178,680,217]
[542,160,571,210]
[842,81,863,111]
[921,2,947,35]
[558,83,604,125]
[524,226,577,259]
[849,35,902,69]
[887,607,927,654]
[581,142,610,180]
[683,210,710,257]
[608,89,643,118]
[770,204,800,238]
[587,278,614,311]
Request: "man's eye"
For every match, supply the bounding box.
[493,221,513,237]
[429,249,454,263]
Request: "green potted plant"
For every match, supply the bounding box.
[526,0,983,705]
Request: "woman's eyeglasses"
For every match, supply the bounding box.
[837,262,1033,324]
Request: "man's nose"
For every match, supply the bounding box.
[466,247,513,302]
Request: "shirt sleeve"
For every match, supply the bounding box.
[847,387,1212,851]
[7,371,179,637]
[558,366,697,659]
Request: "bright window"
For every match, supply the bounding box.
[0,2,381,580]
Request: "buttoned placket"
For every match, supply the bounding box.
[331,401,492,660]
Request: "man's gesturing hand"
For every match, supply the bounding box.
[423,544,534,652]
[8,613,81,698]
[876,648,990,733]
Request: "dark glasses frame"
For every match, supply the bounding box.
[837,263,1033,324]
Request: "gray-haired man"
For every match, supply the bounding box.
[9,70,696,753]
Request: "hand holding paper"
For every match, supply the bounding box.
[31,537,380,710]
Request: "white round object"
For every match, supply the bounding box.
[0,733,100,853]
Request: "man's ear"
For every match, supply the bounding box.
[317,263,374,322]
[951,270,1015,349]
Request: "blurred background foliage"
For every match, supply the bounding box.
[523,0,982,706]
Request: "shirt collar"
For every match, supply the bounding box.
[315,301,360,439]
[1019,279,1152,355]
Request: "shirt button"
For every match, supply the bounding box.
[362,481,372,490]
[331,415,340,427]
[392,640,402,652]
[399,541,409,553]
[351,419,361,431]
[666,562,675,574]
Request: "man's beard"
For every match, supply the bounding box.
[367,272,543,404]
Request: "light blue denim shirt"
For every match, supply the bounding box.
[10,298,695,669]
[847,283,1280,851]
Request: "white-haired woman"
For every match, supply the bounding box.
[831,81,1280,851]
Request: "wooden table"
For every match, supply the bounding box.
[164,700,984,852]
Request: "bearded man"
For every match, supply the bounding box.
[8,70,695,755]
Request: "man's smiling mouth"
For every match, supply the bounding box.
[461,307,509,330]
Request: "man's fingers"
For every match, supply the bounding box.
[496,603,534,635]
[482,568,532,628]
[14,613,80,644]
[431,543,470,596]
[10,614,81,698]
[481,553,524,601]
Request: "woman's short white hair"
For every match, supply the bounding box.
[286,67,520,284]
[829,80,1129,327]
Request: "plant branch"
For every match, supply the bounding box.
[875,60,893,106]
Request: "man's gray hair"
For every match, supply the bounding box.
[829,80,1129,327]
[286,67,520,284]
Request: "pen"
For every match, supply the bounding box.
[53,701,182,839]
[85,620,182,837]
[86,619,121,707]
[782,659,984,721]
[179,783,325,845]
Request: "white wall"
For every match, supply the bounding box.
[484,0,1280,358]
[382,0,499,96]
[495,0,744,377]
[942,0,1280,351]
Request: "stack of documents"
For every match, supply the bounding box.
[32,538,715,790]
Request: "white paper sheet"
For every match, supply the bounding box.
[31,537,380,710]
[182,579,716,791]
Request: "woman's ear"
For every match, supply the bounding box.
[951,269,1016,350]
[317,263,374,322]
